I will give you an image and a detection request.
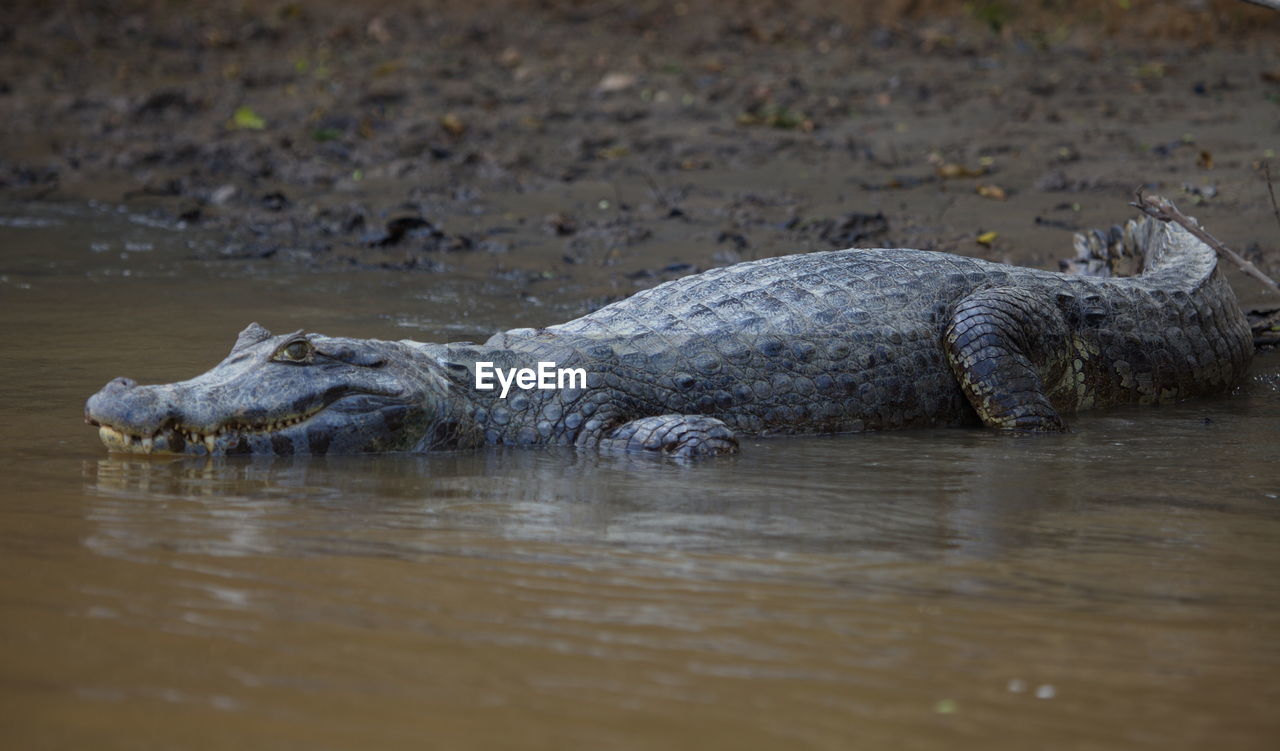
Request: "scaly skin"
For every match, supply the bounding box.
[85,209,1254,457]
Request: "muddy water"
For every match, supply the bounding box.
[2,203,1279,750]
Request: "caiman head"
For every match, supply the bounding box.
[85,322,476,456]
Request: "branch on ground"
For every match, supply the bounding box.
[1265,161,1280,236]
[1131,189,1279,348]
[1129,189,1279,294]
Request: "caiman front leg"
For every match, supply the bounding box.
[944,287,1074,432]
[581,414,739,457]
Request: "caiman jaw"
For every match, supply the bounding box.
[91,409,320,455]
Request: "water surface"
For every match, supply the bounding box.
[2,204,1278,749]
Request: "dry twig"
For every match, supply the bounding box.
[1130,189,1279,294]
[1265,161,1280,236]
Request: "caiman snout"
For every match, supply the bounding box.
[86,376,168,426]
[92,376,138,405]
[85,376,134,426]
[85,376,190,453]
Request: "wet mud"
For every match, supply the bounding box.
[1,0,1278,306]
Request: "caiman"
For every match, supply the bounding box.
[85,204,1254,457]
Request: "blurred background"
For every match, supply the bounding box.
[1,0,1277,299]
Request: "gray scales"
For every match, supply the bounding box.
[86,205,1254,457]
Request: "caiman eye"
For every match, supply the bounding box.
[275,339,313,362]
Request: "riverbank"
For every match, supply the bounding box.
[1,0,1277,305]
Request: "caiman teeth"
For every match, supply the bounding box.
[97,408,320,454]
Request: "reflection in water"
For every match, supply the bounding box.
[85,442,1039,566]
[63,419,1280,750]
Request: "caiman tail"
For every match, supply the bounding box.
[1064,213,1219,288]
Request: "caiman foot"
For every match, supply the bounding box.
[944,287,1071,432]
[593,414,739,457]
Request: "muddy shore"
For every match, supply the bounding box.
[1,0,1277,308]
